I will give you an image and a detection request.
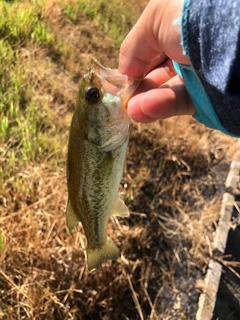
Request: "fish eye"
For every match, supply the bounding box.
[85,87,100,104]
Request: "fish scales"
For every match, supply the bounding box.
[66,59,141,272]
[84,139,128,246]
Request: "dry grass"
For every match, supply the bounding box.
[0,0,239,319]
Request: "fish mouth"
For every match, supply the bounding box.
[91,58,142,108]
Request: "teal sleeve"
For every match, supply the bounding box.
[173,62,240,138]
[173,0,240,138]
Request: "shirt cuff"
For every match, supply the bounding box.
[173,62,240,138]
[173,0,240,138]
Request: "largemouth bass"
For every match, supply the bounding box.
[66,59,141,272]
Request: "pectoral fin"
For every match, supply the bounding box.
[66,198,79,232]
[112,196,129,218]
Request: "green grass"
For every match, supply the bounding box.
[0,0,66,204]
[63,0,138,48]
[0,41,22,141]
[64,2,80,24]
[0,40,55,163]
[79,0,137,47]
[0,0,61,154]
[0,0,53,47]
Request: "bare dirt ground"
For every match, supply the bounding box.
[1,1,240,319]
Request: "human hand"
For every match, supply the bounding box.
[118,0,196,122]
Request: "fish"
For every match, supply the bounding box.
[66,59,141,272]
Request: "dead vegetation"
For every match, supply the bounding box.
[0,0,239,319]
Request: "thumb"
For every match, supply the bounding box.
[118,0,189,78]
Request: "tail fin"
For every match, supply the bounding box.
[86,237,120,272]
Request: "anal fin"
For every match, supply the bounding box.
[66,198,79,232]
[112,195,129,218]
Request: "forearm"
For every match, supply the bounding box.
[178,0,240,136]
